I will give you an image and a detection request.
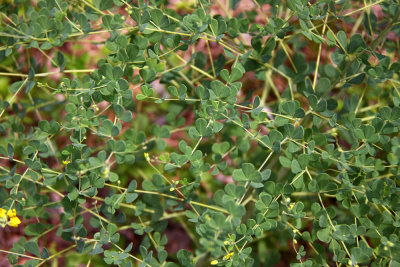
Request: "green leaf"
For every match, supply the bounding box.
[212,121,223,133]
[290,159,302,173]
[280,101,297,116]
[68,187,79,201]
[220,69,230,82]
[279,156,291,168]
[150,8,163,26]
[127,180,137,192]
[230,67,243,82]
[136,93,147,100]
[287,0,299,11]
[126,193,138,203]
[195,118,207,136]
[97,0,114,10]
[210,19,219,37]
[336,31,348,52]
[255,192,273,211]
[111,126,120,137]
[316,77,331,96]
[142,180,157,191]
[7,143,14,160]
[177,249,195,267]
[121,111,133,123]
[41,247,50,259]
[10,81,24,93]
[232,169,246,182]
[167,86,179,97]
[25,241,41,257]
[317,228,331,243]
[113,66,123,80]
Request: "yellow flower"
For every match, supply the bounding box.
[288,203,295,210]
[0,208,6,218]
[62,160,70,165]
[8,216,21,227]
[210,260,218,265]
[102,167,110,177]
[223,252,234,260]
[7,209,17,218]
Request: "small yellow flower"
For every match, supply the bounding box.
[169,187,175,191]
[223,252,234,260]
[289,203,295,210]
[8,216,21,227]
[7,209,17,218]
[62,160,70,165]
[102,167,110,177]
[144,153,150,162]
[91,104,99,111]
[210,260,218,265]
[0,208,6,218]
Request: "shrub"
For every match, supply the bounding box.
[0,0,400,266]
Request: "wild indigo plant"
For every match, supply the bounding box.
[0,0,400,266]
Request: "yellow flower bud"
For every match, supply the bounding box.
[0,208,6,218]
[7,209,16,218]
[103,167,110,177]
[8,216,21,227]
[91,104,99,111]
[223,252,234,260]
[210,260,218,265]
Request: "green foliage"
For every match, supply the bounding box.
[0,0,400,266]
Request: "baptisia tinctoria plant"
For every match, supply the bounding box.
[0,0,399,266]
